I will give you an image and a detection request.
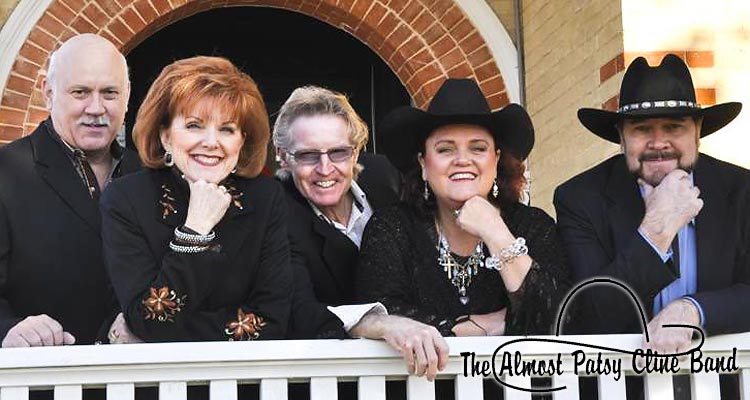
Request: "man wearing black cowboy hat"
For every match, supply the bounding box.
[554,54,750,357]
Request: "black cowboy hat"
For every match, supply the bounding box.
[378,78,535,173]
[578,54,742,143]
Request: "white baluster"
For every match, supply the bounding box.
[54,384,82,400]
[741,369,750,400]
[691,372,721,399]
[553,373,579,400]
[454,375,483,400]
[503,374,532,400]
[406,376,435,400]
[260,378,288,400]
[310,377,337,400]
[598,374,627,400]
[1,387,29,400]
[106,383,134,400]
[159,381,187,400]
[209,379,237,400]
[645,374,674,400]
[358,376,385,400]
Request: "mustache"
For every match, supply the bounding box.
[79,116,110,126]
[639,150,680,162]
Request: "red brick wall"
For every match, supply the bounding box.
[0,0,511,144]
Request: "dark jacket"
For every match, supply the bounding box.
[554,154,750,335]
[101,168,292,341]
[0,120,140,344]
[281,153,400,338]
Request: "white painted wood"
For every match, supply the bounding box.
[310,377,338,400]
[159,381,187,400]
[455,0,520,103]
[553,373,579,400]
[0,335,743,400]
[597,374,627,400]
[0,0,54,101]
[406,376,435,400]
[690,372,721,400]
[53,384,82,400]
[645,374,674,400]
[260,378,288,400]
[503,375,532,400]
[454,375,483,400]
[209,379,237,400]
[1,387,29,400]
[106,383,134,400]
[358,376,385,400]
[741,369,750,400]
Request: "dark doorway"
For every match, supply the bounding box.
[124,6,411,160]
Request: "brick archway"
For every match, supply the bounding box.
[0,0,510,143]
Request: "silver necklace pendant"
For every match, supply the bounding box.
[436,228,484,306]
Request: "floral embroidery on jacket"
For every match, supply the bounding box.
[143,286,186,322]
[225,182,244,210]
[159,185,177,219]
[225,308,265,340]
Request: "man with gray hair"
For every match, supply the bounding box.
[0,33,140,346]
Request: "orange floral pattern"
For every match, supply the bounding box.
[225,308,265,340]
[143,286,186,322]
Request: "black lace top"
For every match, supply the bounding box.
[356,202,570,336]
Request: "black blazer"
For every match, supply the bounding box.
[554,154,750,335]
[280,153,399,338]
[0,120,140,344]
[101,168,292,342]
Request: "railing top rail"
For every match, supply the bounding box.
[0,333,747,370]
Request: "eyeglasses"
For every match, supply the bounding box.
[286,146,354,165]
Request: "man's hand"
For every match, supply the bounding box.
[639,169,703,252]
[2,314,75,347]
[643,299,700,355]
[351,314,449,381]
[108,313,143,344]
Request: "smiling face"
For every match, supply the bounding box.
[282,114,358,210]
[160,99,245,184]
[419,124,499,210]
[44,35,129,155]
[621,116,701,186]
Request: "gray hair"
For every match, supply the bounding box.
[273,86,368,179]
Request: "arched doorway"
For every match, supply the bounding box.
[124,6,410,154]
[0,1,517,145]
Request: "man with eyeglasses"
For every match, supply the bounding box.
[273,86,449,382]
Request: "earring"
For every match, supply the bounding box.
[164,151,174,167]
[423,181,430,201]
[492,179,499,198]
[231,167,237,174]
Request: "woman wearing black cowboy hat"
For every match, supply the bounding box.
[356,78,571,358]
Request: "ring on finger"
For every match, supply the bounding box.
[219,185,228,194]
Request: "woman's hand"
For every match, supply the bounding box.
[184,180,232,234]
[452,308,507,336]
[456,196,514,245]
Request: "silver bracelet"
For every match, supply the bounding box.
[484,237,528,271]
[169,240,210,254]
[173,226,215,245]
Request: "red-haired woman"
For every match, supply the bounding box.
[101,56,295,342]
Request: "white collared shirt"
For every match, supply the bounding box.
[308,180,373,248]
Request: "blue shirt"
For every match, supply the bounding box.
[638,176,705,325]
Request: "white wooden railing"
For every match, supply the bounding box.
[0,334,748,399]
